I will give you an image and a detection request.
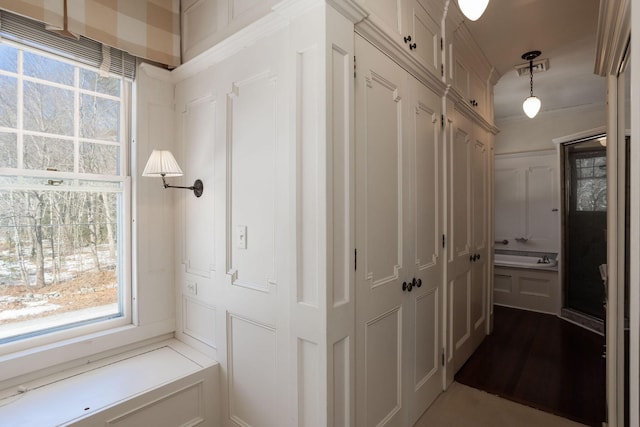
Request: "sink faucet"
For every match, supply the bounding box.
[538,255,550,264]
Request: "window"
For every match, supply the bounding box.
[0,40,130,343]
[573,151,607,212]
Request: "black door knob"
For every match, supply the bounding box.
[404,35,412,43]
[402,281,413,292]
[409,43,417,50]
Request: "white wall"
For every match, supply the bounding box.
[495,104,606,154]
[169,3,359,426]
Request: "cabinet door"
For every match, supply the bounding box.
[407,1,442,77]
[357,0,406,41]
[470,130,488,350]
[445,112,473,373]
[405,78,444,424]
[469,72,487,117]
[355,35,409,427]
[452,51,470,100]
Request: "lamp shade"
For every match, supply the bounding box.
[458,0,489,21]
[142,150,183,177]
[522,96,541,118]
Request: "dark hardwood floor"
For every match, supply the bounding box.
[455,305,606,427]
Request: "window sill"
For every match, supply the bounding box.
[0,318,175,385]
[0,339,219,426]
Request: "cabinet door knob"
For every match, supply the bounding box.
[404,35,412,43]
[409,43,417,50]
[417,278,422,288]
[402,281,413,292]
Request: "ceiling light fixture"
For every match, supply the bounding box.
[521,50,542,119]
[458,0,489,21]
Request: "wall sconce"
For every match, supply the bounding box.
[458,0,489,21]
[521,50,542,119]
[142,150,203,198]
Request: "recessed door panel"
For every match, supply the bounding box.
[452,273,470,352]
[365,308,403,426]
[414,100,438,270]
[494,168,524,240]
[451,125,471,258]
[364,72,402,286]
[414,290,437,385]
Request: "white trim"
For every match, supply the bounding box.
[630,2,639,424]
[594,0,631,76]
[494,149,556,160]
[551,126,607,145]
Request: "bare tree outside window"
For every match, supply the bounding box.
[0,42,126,342]
[575,155,607,212]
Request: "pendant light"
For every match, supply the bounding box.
[521,50,542,119]
[458,0,490,21]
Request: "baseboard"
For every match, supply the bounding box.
[560,308,604,335]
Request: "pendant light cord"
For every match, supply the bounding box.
[529,60,534,97]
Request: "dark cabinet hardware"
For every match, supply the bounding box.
[416,278,422,288]
[404,35,412,43]
[402,281,413,292]
[409,43,417,50]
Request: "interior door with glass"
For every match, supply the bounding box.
[563,139,607,320]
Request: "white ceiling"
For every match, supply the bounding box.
[464,0,606,121]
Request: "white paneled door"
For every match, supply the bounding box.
[406,71,445,426]
[445,112,488,373]
[355,35,443,427]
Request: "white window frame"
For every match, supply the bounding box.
[0,40,138,380]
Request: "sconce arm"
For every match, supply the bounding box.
[160,175,204,198]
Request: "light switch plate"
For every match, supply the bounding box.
[236,225,247,249]
[186,281,197,296]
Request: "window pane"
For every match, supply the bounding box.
[24,135,74,172]
[578,158,594,168]
[0,44,18,72]
[0,133,17,168]
[80,68,121,97]
[0,75,17,127]
[80,142,120,175]
[577,178,607,211]
[80,94,120,141]
[23,51,74,86]
[579,167,593,178]
[24,82,74,136]
[0,189,121,341]
[594,165,606,177]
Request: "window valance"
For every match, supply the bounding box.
[0,0,180,67]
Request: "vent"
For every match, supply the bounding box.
[514,58,550,76]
